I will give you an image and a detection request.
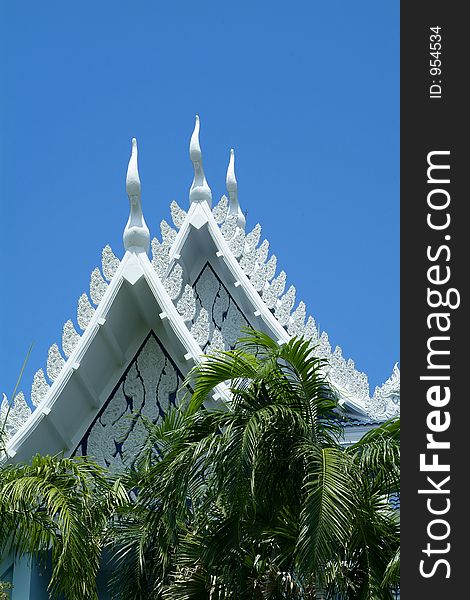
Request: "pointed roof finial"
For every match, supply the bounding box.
[226,148,245,228]
[189,115,212,206]
[126,138,140,197]
[123,138,150,254]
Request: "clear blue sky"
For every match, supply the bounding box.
[0,1,399,404]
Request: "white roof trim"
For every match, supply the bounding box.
[2,121,399,460]
[4,250,231,461]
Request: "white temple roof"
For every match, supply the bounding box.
[2,117,400,464]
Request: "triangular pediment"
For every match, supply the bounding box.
[74,331,185,470]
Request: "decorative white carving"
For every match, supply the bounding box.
[176,284,196,322]
[99,383,129,429]
[239,247,257,276]
[137,338,166,417]
[31,369,50,407]
[77,294,95,331]
[240,238,269,278]
[80,334,182,469]
[275,285,296,326]
[153,352,178,419]
[330,345,346,376]
[262,271,286,309]
[163,264,183,300]
[121,419,148,467]
[212,195,229,224]
[193,264,250,352]
[245,224,261,249]
[160,219,177,250]
[228,229,246,259]
[304,316,319,344]
[344,368,369,406]
[256,240,269,266]
[124,363,146,417]
[367,364,400,421]
[207,328,225,354]
[191,308,210,348]
[47,343,65,382]
[4,392,31,437]
[220,302,248,349]
[62,320,81,358]
[170,200,187,229]
[287,301,306,337]
[250,263,270,292]
[86,420,120,471]
[266,255,277,281]
[221,214,238,241]
[316,332,332,358]
[196,266,221,308]
[102,245,120,282]
[89,268,108,305]
[151,238,170,278]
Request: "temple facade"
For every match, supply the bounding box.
[1,117,399,597]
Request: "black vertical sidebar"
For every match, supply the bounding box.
[401,3,467,598]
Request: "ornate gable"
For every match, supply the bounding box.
[2,117,400,466]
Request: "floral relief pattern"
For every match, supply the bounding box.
[1,392,31,438]
[89,268,108,305]
[31,369,50,407]
[77,294,95,331]
[245,223,261,249]
[190,264,251,352]
[275,286,296,326]
[163,264,183,300]
[62,320,81,358]
[101,245,120,282]
[176,284,197,322]
[221,214,238,241]
[212,195,229,224]
[170,200,187,229]
[262,271,287,309]
[151,238,171,278]
[75,333,183,469]
[47,343,65,382]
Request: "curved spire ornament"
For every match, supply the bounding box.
[189,115,212,206]
[226,148,245,228]
[123,138,150,253]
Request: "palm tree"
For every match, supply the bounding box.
[341,418,400,598]
[109,330,400,599]
[1,331,399,598]
[0,454,127,600]
[1,345,129,600]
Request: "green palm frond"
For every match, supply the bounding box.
[295,445,355,587]
[0,454,124,600]
[347,418,400,496]
[382,547,400,590]
[113,330,400,598]
[1,330,399,598]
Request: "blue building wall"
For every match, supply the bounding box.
[1,555,112,599]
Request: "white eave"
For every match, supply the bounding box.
[5,250,230,463]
